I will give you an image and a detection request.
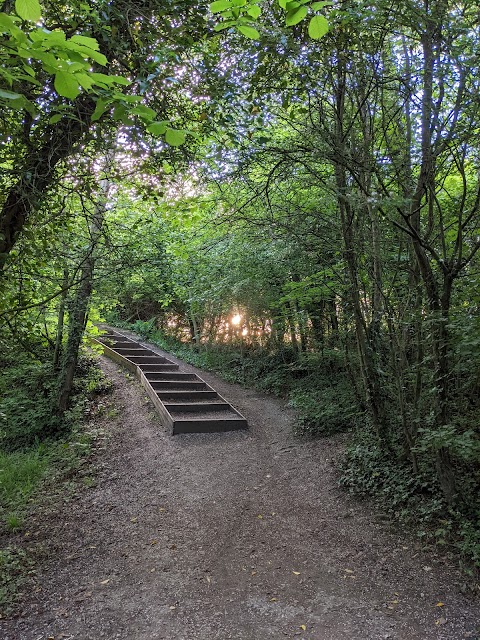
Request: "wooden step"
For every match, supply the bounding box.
[150,380,209,391]
[115,347,156,357]
[164,402,230,412]
[141,365,180,373]
[93,328,248,435]
[155,390,219,401]
[171,417,247,434]
[145,372,198,381]
[126,355,170,365]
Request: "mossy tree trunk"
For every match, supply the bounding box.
[56,176,109,414]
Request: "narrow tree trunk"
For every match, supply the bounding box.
[56,177,108,414]
[53,268,69,370]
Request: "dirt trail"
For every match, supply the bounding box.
[2,338,478,640]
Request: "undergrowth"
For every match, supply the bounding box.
[340,428,480,576]
[0,349,113,615]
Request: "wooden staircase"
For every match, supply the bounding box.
[94,330,248,435]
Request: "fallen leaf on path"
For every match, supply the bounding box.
[436,602,445,607]
[100,579,110,585]
[270,597,278,602]
[257,515,263,519]
[423,566,432,572]
[130,517,137,523]
[344,569,354,574]
[435,617,447,625]
[206,575,211,583]
[292,571,301,575]
[300,624,306,630]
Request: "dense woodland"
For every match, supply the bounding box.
[1,0,479,572]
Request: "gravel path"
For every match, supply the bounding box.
[2,338,478,640]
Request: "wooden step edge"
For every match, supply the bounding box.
[171,418,247,434]
[164,402,230,412]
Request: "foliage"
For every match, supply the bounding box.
[0,350,113,613]
[0,355,63,451]
[340,428,480,569]
[0,348,111,451]
[289,382,361,437]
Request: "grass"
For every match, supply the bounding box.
[0,447,50,520]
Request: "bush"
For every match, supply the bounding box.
[340,428,480,569]
[0,350,111,452]
[0,357,63,451]
[289,381,362,436]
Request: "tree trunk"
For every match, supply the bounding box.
[53,268,69,370]
[56,175,108,414]
[0,98,94,276]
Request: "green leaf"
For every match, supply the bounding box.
[0,89,23,100]
[311,1,332,9]
[237,25,260,39]
[43,29,66,45]
[112,104,127,121]
[247,5,261,18]
[70,35,100,50]
[165,128,186,146]
[118,94,143,103]
[49,113,63,124]
[76,72,94,89]
[82,48,108,66]
[278,0,288,8]
[147,121,168,136]
[91,98,109,121]
[214,20,236,31]
[308,14,328,38]
[286,5,308,26]
[54,71,80,99]
[108,75,131,86]
[131,104,157,120]
[0,12,16,31]
[210,0,232,13]
[15,0,41,21]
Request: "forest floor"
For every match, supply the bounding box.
[1,335,479,640]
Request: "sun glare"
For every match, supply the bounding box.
[231,313,242,326]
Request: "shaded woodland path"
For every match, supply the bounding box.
[2,338,478,640]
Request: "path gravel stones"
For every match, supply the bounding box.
[1,339,478,640]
